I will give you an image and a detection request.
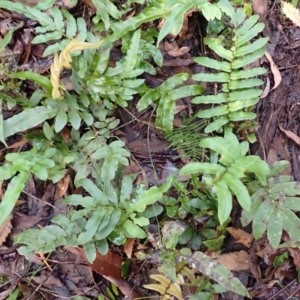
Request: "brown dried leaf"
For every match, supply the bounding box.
[217,250,250,271]
[123,238,135,259]
[252,0,268,16]
[0,215,12,246]
[265,51,282,91]
[57,173,70,198]
[279,124,300,145]
[227,227,253,248]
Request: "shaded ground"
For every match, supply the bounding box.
[1,0,300,299]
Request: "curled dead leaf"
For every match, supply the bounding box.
[279,124,300,145]
[265,51,282,91]
[260,76,270,99]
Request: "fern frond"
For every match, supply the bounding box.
[192,0,268,133]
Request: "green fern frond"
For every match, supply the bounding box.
[180,127,270,224]
[192,0,268,133]
[241,161,300,248]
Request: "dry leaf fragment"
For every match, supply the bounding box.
[253,0,268,16]
[227,227,253,248]
[264,51,282,91]
[260,76,270,99]
[282,1,300,27]
[123,238,135,259]
[0,214,12,246]
[217,250,250,271]
[279,124,300,145]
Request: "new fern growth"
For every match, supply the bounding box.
[192,5,269,133]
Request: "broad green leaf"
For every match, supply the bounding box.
[83,241,96,263]
[222,174,251,211]
[193,93,227,104]
[235,37,269,57]
[120,219,146,238]
[52,215,75,235]
[156,95,176,133]
[157,2,193,45]
[282,208,300,241]
[230,67,267,80]
[282,197,300,211]
[32,31,63,44]
[204,116,229,133]
[241,198,262,226]
[78,208,105,244]
[267,210,283,248]
[96,239,109,255]
[214,180,232,225]
[62,8,77,38]
[120,175,134,203]
[182,251,250,297]
[69,109,81,130]
[55,110,68,133]
[109,6,167,43]
[228,98,260,112]
[269,161,290,177]
[180,162,225,176]
[3,106,58,138]
[49,7,64,29]
[76,17,87,41]
[201,2,222,20]
[0,172,29,225]
[228,111,256,121]
[192,73,230,82]
[137,89,159,111]
[94,208,122,240]
[79,178,107,205]
[236,14,260,36]
[194,57,230,72]
[217,0,236,20]
[159,73,189,91]
[123,29,141,75]
[236,23,265,47]
[200,137,236,164]
[169,85,205,100]
[204,38,233,61]
[253,200,274,239]
[197,105,229,118]
[232,47,265,69]
[229,79,264,90]
[9,72,52,92]
[131,186,163,213]
[101,156,118,184]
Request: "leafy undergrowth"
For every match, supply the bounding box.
[0,0,300,299]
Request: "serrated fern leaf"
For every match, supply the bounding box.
[192,0,268,133]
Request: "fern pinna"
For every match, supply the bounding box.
[192,4,269,133]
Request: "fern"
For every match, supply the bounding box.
[192,4,269,133]
[180,127,270,224]
[15,177,168,263]
[241,161,300,248]
[0,1,88,56]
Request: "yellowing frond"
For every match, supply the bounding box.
[282,1,300,27]
[50,39,102,99]
[144,274,184,300]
